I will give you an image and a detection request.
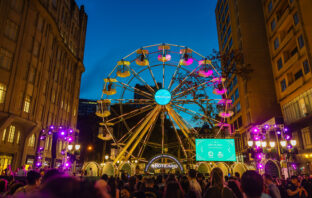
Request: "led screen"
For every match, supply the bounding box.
[196,139,236,161]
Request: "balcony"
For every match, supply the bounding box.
[280,76,304,100]
[284,52,299,71]
[276,7,291,31]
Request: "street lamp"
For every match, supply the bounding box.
[290,140,297,146]
[280,141,287,147]
[269,141,276,148]
[68,144,73,151]
[75,144,81,151]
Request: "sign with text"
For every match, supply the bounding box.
[196,139,236,161]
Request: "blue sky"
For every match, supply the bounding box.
[76,0,219,99]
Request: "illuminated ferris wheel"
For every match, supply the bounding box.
[96,43,233,165]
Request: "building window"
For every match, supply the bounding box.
[0,83,7,104]
[293,13,299,25]
[237,116,242,128]
[233,76,237,86]
[303,60,310,74]
[23,96,31,113]
[294,69,303,80]
[4,20,18,41]
[236,102,241,113]
[302,127,312,149]
[7,125,15,143]
[16,131,20,144]
[282,88,312,123]
[271,19,276,31]
[268,1,273,12]
[277,58,283,70]
[28,67,36,84]
[229,38,233,49]
[28,134,35,147]
[234,88,239,100]
[2,129,6,142]
[0,48,13,70]
[280,79,286,92]
[274,38,279,50]
[298,35,304,49]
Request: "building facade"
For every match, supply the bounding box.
[261,0,312,172]
[215,0,282,160]
[0,0,87,171]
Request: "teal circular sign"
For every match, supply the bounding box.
[155,89,171,105]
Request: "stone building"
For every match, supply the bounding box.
[0,0,87,171]
[261,0,312,172]
[215,0,282,160]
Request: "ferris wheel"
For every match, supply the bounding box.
[96,43,233,165]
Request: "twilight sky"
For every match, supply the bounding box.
[76,0,219,99]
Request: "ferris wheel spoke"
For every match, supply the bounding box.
[167,63,182,91]
[137,113,158,159]
[173,81,209,99]
[173,107,199,135]
[171,64,202,94]
[166,105,195,148]
[171,103,221,124]
[107,104,154,126]
[129,67,156,94]
[113,105,161,164]
[116,81,154,99]
[123,106,160,163]
[167,112,188,159]
[173,98,221,105]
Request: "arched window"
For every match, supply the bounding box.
[2,129,6,142]
[45,137,49,151]
[59,141,62,153]
[49,137,52,151]
[28,134,35,147]
[16,131,20,144]
[7,125,15,143]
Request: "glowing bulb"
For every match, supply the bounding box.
[269,142,276,148]
[261,141,267,147]
[255,141,261,147]
[290,140,297,146]
[280,141,287,147]
[248,141,253,147]
[67,144,73,151]
[105,155,109,160]
[75,144,81,150]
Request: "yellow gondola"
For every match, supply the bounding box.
[103,78,117,95]
[96,99,111,117]
[117,60,131,78]
[198,59,213,77]
[98,127,113,141]
[179,48,193,66]
[218,110,234,118]
[158,45,171,62]
[136,49,149,66]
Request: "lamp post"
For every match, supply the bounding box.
[247,124,298,177]
[67,143,81,173]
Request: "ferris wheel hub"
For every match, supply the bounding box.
[154,89,171,105]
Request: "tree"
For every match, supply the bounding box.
[174,49,253,137]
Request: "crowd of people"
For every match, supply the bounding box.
[0,167,311,198]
